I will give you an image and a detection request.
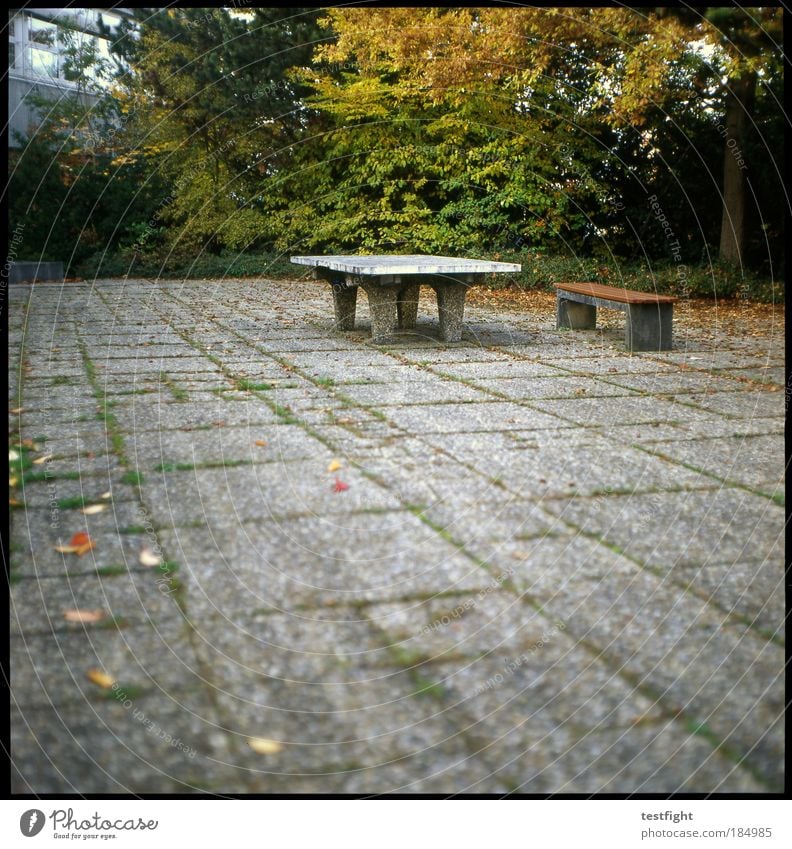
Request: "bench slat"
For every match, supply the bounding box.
[557,281,677,305]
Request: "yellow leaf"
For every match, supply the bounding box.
[81,504,107,515]
[55,544,80,554]
[254,439,268,447]
[100,491,112,500]
[63,609,106,624]
[9,477,18,487]
[10,407,23,414]
[9,450,19,461]
[32,454,53,465]
[327,459,343,472]
[139,547,163,567]
[247,737,284,755]
[86,668,115,689]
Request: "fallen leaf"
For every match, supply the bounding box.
[332,478,349,493]
[254,439,268,447]
[32,454,53,465]
[9,450,19,461]
[63,609,106,624]
[9,497,22,507]
[81,504,107,515]
[139,547,163,567]
[247,737,284,755]
[86,668,115,689]
[10,407,23,414]
[55,531,96,556]
[100,491,112,499]
[327,459,342,472]
[9,477,18,487]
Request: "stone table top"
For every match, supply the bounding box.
[290,254,522,276]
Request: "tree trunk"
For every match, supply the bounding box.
[719,71,756,265]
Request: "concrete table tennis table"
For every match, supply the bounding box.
[290,254,521,343]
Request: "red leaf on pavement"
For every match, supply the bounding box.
[332,478,349,493]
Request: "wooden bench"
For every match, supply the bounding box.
[556,282,676,351]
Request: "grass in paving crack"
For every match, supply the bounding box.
[120,470,145,486]
[388,646,445,700]
[22,469,81,484]
[159,371,190,401]
[118,524,147,535]
[155,458,252,473]
[56,495,95,510]
[95,564,129,577]
[237,378,273,391]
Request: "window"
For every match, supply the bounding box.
[9,42,15,69]
[29,18,57,47]
[30,47,58,77]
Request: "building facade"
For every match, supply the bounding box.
[7,7,132,147]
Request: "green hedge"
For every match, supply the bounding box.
[77,249,298,281]
[77,248,782,302]
[482,251,782,302]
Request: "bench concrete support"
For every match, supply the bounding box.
[396,282,421,330]
[361,283,398,343]
[625,302,673,352]
[330,283,358,330]
[431,281,467,342]
[557,298,596,330]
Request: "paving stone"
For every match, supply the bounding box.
[113,399,282,432]
[598,371,757,395]
[157,511,491,613]
[540,355,679,375]
[423,657,685,792]
[671,390,784,420]
[10,505,164,577]
[383,401,572,434]
[603,416,785,441]
[640,434,785,494]
[532,396,719,427]
[11,692,218,793]
[396,347,515,363]
[11,567,179,636]
[430,359,567,380]
[142,461,401,528]
[421,429,707,498]
[670,560,785,640]
[126,424,334,470]
[482,535,784,788]
[10,620,198,709]
[336,378,490,406]
[541,488,784,568]
[479,374,641,400]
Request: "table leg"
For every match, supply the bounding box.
[432,282,467,342]
[330,282,358,330]
[361,283,398,343]
[396,283,420,330]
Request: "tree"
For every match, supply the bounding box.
[7,15,164,271]
[110,7,325,255]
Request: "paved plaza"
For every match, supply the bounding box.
[8,277,786,794]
